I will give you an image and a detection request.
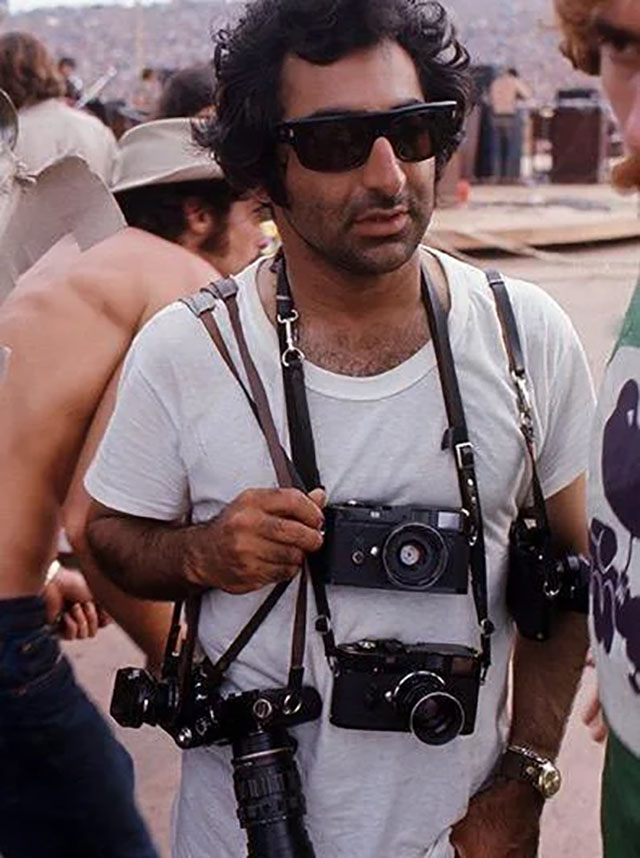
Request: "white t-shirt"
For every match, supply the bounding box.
[16,99,117,183]
[86,249,594,858]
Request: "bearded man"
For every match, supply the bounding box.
[556,2,640,855]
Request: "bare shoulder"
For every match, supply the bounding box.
[67,227,218,330]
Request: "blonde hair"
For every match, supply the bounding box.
[554,0,602,74]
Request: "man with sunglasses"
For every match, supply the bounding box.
[84,1,594,856]
[556,1,640,855]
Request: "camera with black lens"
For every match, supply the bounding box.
[111,667,321,858]
[318,501,470,593]
[330,639,481,746]
[508,514,591,642]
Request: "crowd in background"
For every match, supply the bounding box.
[3,0,589,111]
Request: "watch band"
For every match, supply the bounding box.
[499,745,562,799]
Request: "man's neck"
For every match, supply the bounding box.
[258,243,449,376]
[281,243,423,326]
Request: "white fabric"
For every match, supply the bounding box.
[86,249,594,858]
[16,99,117,183]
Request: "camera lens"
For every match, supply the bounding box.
[232,728,316,858]
[392,671,465,746]
[382,523,448,590]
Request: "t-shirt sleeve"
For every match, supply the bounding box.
[85,319,189,521]
[527,292,596,499]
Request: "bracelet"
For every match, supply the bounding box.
[45,559,63,586]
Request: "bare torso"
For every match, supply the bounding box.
[0,227,216,597]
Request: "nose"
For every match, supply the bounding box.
[361,136,407,198]
[624,73,640,154]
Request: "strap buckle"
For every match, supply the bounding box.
[315,614,332,635]
[277,308,305,367]
[454,441,475,471]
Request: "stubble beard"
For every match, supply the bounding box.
[283,189,433,277]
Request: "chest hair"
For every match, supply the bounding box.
[299,312,431,376]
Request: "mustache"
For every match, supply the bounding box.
[612,153,640,192]
[345,191,416,224]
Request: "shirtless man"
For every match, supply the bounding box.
[0,118,265,858]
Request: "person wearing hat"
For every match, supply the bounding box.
[111,118,269,277]
[0,115,266,856]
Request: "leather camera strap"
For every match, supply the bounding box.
[275,259,493,674]
[485,271,549,531]
[180,280,310,698]
[421,268,493,672]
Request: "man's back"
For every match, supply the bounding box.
[0,226,215,597]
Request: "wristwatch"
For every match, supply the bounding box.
[498,745,562,799]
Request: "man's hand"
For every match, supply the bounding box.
[44,567,111,640]
[450,778,543,858]
[186,488,326,594]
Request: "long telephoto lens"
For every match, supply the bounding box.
[232,728,316,858]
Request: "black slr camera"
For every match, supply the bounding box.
[319,502,470,593]
[508,515,591,641]
[111,666,322,858]
[330,639,481,746]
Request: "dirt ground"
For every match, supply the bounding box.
[66,237,639,858]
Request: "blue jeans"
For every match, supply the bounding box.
[0,596,159,858]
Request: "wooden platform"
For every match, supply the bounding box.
[431,184,640,252]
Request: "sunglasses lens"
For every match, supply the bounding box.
[387,107,457,162]
[293,119,371,172]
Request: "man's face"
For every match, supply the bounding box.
[595,0,640,187]
[200,197,269,276]
[273,40,435,276]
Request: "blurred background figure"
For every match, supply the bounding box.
[58,54,82,104]
[155,63,214,120]
[132,65,162,116]
[488,66,532,181]
[0,31,116,181]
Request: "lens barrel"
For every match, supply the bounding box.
[393,671,465,746]
[232,728,315,858]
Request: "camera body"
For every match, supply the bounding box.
[111,665,321,748]
[319,502,470,594]
[508,515,590,641]
[330,638,481,746]
[111,667,322,858]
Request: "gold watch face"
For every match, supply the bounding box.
[537,763,562,798]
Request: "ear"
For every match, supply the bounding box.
[182,197,215,238]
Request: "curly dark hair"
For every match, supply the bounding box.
[197,0,471,205]
[0,32,63,110]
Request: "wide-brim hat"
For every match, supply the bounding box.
[110,117,223,194]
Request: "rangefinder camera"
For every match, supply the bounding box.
[330,638,481,746]
[318,501,470,593]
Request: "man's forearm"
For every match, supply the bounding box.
[510,613,588,758]
[86,512,208,601]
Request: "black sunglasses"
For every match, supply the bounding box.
[276,101,461,173]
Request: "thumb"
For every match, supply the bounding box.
[309,488,327,509]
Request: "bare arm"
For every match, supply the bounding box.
[452,475,589,858]
[509,474,589,757]
[85,488,326,601]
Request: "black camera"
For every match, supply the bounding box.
[111,667,322,858]
[508,515,591,641]
[329,639,481,746]
[318,502,470,593]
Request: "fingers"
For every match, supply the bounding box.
[582,692,608,745]
[259,515,324,554]
[248,488,325,530]
[59,602,101,640]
